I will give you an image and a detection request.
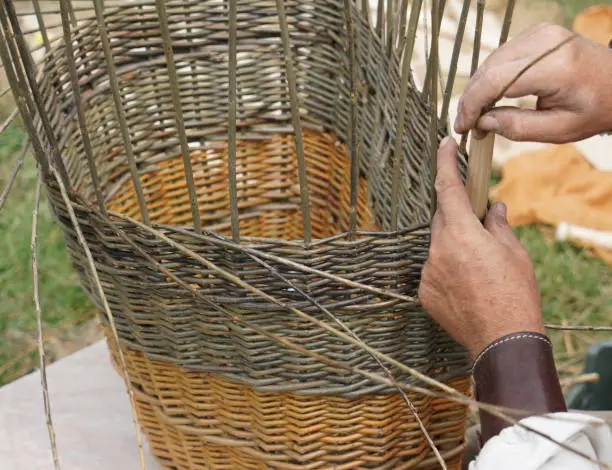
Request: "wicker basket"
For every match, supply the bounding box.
[2,0,472,467]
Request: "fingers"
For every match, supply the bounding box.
[474,107,582,143]
[454,61,546,135]
[434,137,476,226]
[483,202,522,251]
[454,23,575,135]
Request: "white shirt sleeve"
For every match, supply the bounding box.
[469,412,612,470]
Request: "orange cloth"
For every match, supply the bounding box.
[490,144,612,265]
[573,5,612,47]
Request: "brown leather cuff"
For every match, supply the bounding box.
[473,332,567,444]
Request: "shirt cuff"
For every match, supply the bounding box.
[473,332,567,443]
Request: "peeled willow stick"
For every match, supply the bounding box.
[466,134,494,218]
[466,0,514,217]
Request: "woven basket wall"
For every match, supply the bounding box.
[4,0,471,468]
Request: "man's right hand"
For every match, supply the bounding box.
[455,23,612,143]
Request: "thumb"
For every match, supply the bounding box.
[476,107,580,144]
[484,202,520,249]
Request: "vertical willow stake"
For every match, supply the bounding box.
[402,0,424,66]
[440,0,471,125]
[31,0,51,52]
[376,0,385,38]
[227,0,240,241]
[423,0,447,100]
[31,174,61,470]
[466,0,516,218]
[499,0,516,45]
[345,0,360,235]
[390,0,423,230]
[458,0,484,156]
[396,0,409,52]
[92,0,150,224]
[156,0,202,233]
[59,0,105,213]
[1,0,70,188]
[428,0,440,215]
[0,20,49,177]
[361,0,370,25]
[275,0,312,244]
[386,0,395,55]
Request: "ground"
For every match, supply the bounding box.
[0,0,609,386]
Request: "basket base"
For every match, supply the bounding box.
[105,333,470,470]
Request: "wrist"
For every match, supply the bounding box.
[473,331,566,443]
[467,319,545,360]
[597,42,612,133]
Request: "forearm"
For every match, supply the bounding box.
[473,332,567,443]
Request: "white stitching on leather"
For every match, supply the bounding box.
[472,333,551,372]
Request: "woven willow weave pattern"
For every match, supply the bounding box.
[0,0,480,467]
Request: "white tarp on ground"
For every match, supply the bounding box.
[0,341,162,470]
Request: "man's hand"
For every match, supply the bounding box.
[418,138,544,358]
[455,23,612,143]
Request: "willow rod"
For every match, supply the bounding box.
[227,0,240,240]
[389,0,424,230]
[155,0,202,233]
[92,0,150,224]
[275,0,312,243]
[440,0,471,124]
[0,19,50,176]
[345,0,361,235]
[0,137,28,213]
[1,0,71,188]
[51,167,147,470]
[31,175,61,470]
[58,0,105,213]
[427,0,441,215]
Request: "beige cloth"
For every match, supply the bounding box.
[490,144,612,265]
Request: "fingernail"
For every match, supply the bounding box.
[478,115,500,133]
[439,136,451,148]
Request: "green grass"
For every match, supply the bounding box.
[0,124,93,385]
[555,0,605,26]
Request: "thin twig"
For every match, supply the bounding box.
[0,137,28,213]
[50,168,147,470]
[560,373,599,389]
[546,324,612,332]
[0,108,18,135]
[31,173,61,470]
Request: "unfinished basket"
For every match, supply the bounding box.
[0,0,482,467]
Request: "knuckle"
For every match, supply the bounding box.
[434,176,456,196]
